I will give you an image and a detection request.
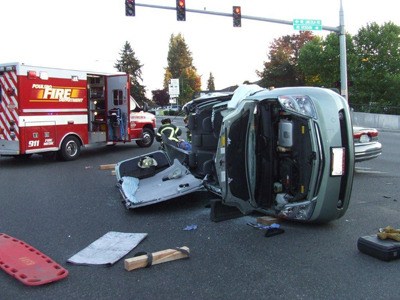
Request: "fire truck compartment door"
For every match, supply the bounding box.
[24,122,57,153]
[106,74,129,142]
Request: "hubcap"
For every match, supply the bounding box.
[142,132,151,145]
[66,141,78,157]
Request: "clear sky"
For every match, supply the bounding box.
[1,0,398,97]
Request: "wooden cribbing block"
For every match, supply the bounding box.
[124,246,190,271]
[257,216,280,226]
[99,164,116,170]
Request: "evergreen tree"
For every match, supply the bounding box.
[164,33,201,104]
[207,72,216,91]
[114,41,147,104]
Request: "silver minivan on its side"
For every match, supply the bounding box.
[116,86,355,224]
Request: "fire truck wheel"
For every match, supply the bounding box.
[59,136,81,161]
[136,128,154,148]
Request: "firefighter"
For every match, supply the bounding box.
[157,118,192,151]
[156,118,182,143]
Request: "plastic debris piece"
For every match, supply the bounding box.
[270,223,281,229]
[247,222,270,230]
[183,224,198,231]
[247,222,281,230]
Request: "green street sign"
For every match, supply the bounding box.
[293,19,322,31]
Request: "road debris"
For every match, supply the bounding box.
[183,224,198,231]
[124,246,190,271]
[67,231,147,265]
[99,164,116,170]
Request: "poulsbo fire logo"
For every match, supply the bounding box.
[31,84,85,103]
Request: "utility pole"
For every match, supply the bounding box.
[131,2,348,100]
[339,0,348,100]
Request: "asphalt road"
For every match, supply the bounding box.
[0,126,399,300]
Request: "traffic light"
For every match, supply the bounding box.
[176,0,186,21]
[125,0,135,17]
[233,6,241,27]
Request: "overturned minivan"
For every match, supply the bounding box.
[115,86,355,223]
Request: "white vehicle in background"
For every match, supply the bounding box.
[165,105,182,112]
[353,126,382,162]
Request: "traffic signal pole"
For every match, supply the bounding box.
[133,1,348,100]
[134,2,340,31]
[339,0,348,100]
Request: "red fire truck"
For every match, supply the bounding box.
[0,62,156,160]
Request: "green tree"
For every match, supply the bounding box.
[297,36,324,86]
[207,72,216,91]
[298,33,356,88]
[298,22,400,111]
[352,22,400,109]
[114,41,147,104]
[164,33,201,104]
[257,31,315,88]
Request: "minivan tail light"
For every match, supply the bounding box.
[331,147,345,176]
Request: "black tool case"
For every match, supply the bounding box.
[357,234,400,261]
